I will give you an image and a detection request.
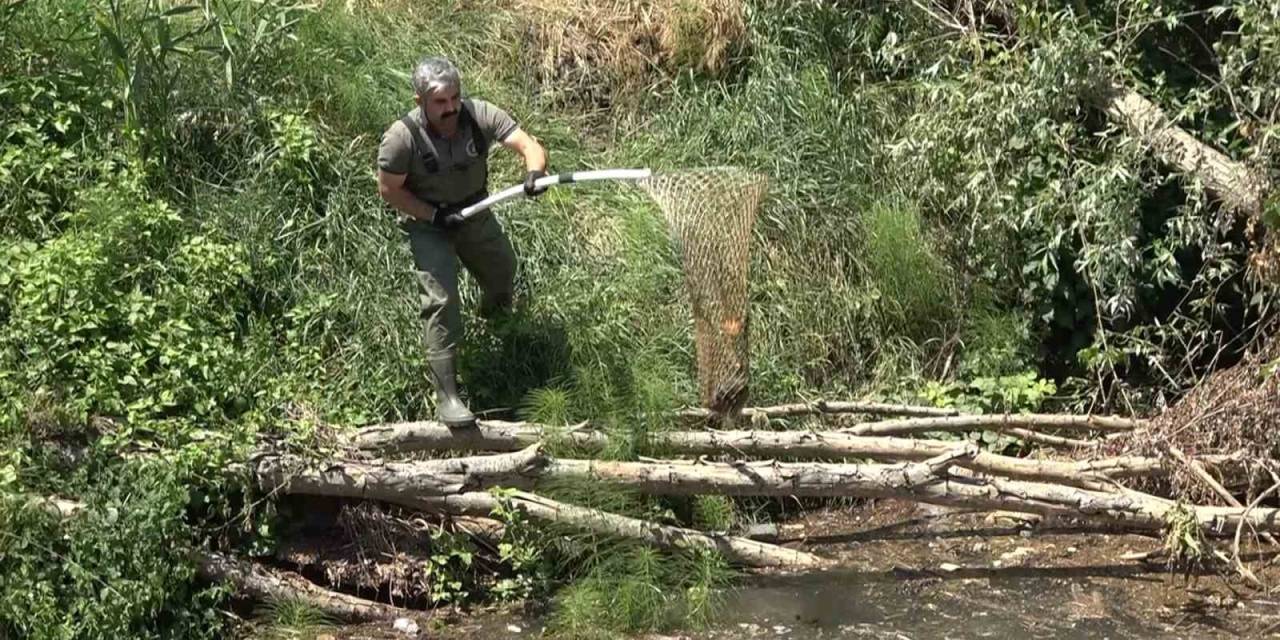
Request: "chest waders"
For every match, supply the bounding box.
[400,104,664,427]
[400,103,494,428]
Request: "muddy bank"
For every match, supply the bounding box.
[292,500,1280,639]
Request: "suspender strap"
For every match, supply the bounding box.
[400,114,438,173]
[399,102,491,206]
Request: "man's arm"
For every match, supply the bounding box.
[377,169,435,221]
[501,128,548,172]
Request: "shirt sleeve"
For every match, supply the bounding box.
[469,99,519,144]
[377,121,412,174]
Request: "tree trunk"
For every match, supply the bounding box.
[257,450,1280,536]
[677,400,961,420]
[346,422,1236,489]
[413,490,825,568]
[196,551,410,621]
[253,446,549,498]
[1096,83,1271,219]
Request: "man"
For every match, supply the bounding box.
[377,56,549,427]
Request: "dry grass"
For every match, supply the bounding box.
[506,0,747,108]
[271,502,503,605]
[1248,220,1280,284]
[1116,330,1280,503]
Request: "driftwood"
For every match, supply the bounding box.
[29,495,408,621]
[346,421,1243,490]
[412,490,825,568]
[257,447,1280,536]
[350,413,1142,453]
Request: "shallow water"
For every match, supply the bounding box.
[328,505,1272,639]
[702,568,1193,639]
[403,567,1233,640]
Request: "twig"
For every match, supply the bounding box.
[1231,478,1280,587]
[1003,427,1103,449]
[1165,445,1277,545]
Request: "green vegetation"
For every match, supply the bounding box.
[2,0,1278,638]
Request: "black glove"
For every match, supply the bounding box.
[431,204,465,230]
[524,169,548,197]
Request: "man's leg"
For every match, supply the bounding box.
[455,210,517,319]
[406,221,475,427]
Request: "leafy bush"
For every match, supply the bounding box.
[0,186,254,435]
[0,463,226,640]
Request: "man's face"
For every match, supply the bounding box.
[416,84,462,132]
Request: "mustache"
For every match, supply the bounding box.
[441,110,459,118]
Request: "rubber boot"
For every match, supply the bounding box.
[428,354,476,427]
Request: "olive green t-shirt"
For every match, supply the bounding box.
[377,98,519,206]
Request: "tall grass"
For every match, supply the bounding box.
[860,198,957,343]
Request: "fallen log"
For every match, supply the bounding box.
[347,422,1240,489]
[1096,83,1271,219]
[349,420,608,454]
[253,446,549,499]
[553,460,1280,534]
[903,0,1273,220]
[840,414,1143,436]
[255,449,820,568]
[257,448,1280,536]
[677,400,960,420]
[412,490,825,568]
[196,551,411,621]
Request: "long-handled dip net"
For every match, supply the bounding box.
[461,166,768,419]
[638,167,767,418]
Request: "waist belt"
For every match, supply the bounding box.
[428,190,488,210]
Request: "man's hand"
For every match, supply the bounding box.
[524,169,548,197]
[431,204,466,230]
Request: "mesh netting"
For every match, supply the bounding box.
[638,167,768,419]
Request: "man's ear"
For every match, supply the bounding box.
[412,93,422,107]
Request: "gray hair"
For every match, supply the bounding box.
[411,56,461,97]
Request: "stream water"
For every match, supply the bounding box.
[695,569,1204,639]
[327,506,1272,639]
[431,568,1246,640]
